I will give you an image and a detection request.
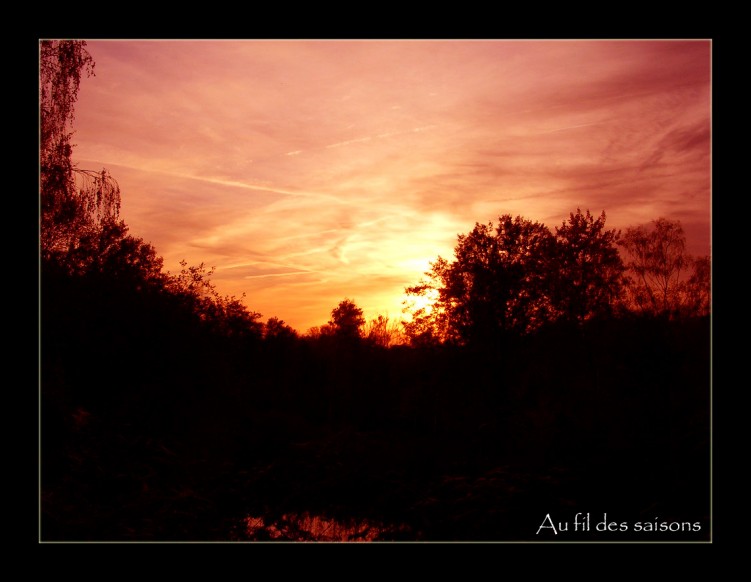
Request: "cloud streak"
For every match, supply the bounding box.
[72,40,711,331]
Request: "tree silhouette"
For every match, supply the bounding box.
[684,255,711,317]
[40,40,122,261]
[364,314,405,348]
[328,299,366,340]
[40,40,94,196]
[41,40,710,542]
[619,218,708,317]
[63,220,165,287]
[552,209,625,323]
[265,317,299,341]
[403,210,636,344]
[166,260,263,338]
[405,215,556,345]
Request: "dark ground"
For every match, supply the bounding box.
[40,274,710,542]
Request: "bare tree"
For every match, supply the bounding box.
[619,218,709,317]
[364,315,405,348]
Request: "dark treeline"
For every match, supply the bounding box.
[41,273,711,540]
[40,41,710,541]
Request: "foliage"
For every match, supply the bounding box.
[402,273,448,346]
[40,40,94,165]
[265,317,299,341]
[684,255,711,317]
[40,40,122,259]
[328,298,366,340]
[403,209,693,345]
[40,41,266,344]
[552,209,625,323]
[60,220,165,285]
[304,325,329,340]
[404,215,557,345]
[166,261,263,338]
[363,315,405,348]
[619,218,710,317]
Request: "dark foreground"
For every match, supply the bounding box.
[41,295,710,542]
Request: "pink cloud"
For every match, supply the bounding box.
[71,40,711,332]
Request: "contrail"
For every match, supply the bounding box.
[77,159,352,205]
[242,270,311,280]
[535,122,603,135]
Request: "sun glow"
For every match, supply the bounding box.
[71,40,711,332]
[401,286,440,322]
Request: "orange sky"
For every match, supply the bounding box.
[71,40,711,333]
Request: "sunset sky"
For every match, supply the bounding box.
[71,40,711,333]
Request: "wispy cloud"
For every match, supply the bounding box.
[73,40,711,331]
